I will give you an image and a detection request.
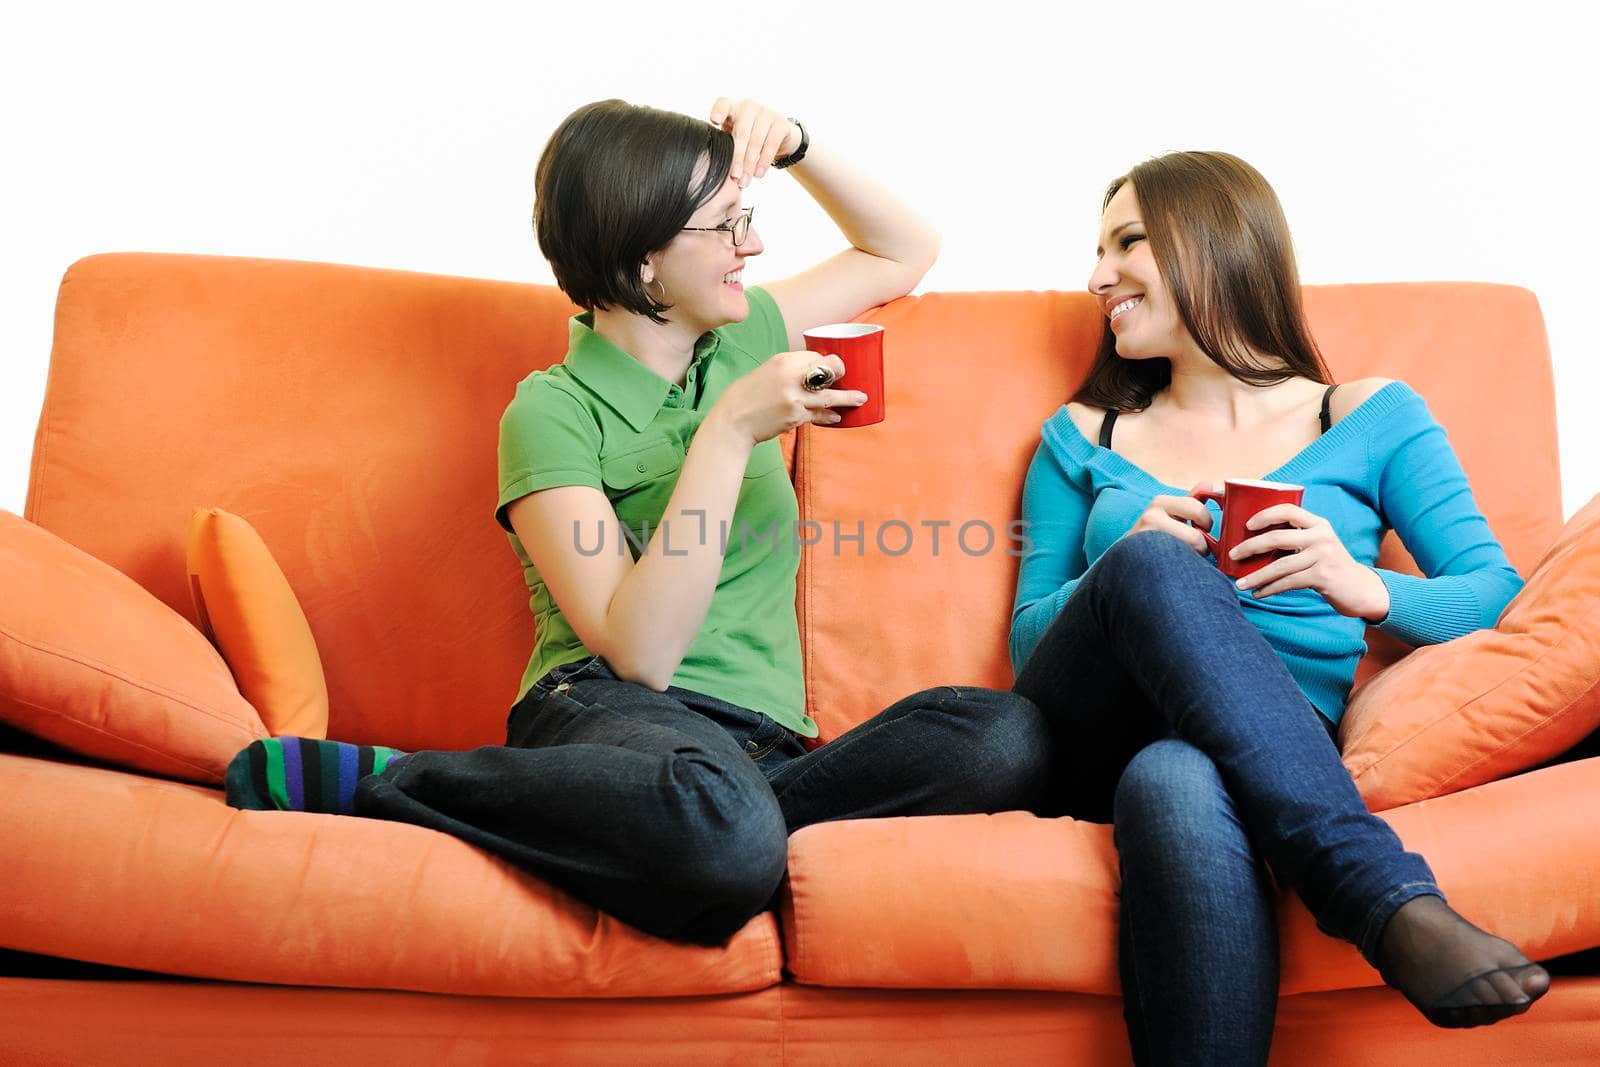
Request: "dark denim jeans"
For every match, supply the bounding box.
[354,659,1048,945]
[1113,739,1279,1065]
[1012,531,1444,1066]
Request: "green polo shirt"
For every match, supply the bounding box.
[496,286,814,736]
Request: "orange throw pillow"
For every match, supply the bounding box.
[186,508,329,739]
[0,509,267,783]
[1341,494,1600,810]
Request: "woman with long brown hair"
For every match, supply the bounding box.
[1010,151,1549,1063]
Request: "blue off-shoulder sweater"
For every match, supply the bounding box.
[1009,382,1524,726]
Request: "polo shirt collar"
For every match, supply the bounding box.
[564,313,719,432]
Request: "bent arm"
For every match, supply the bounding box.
[763,139,941,346]
[1371,392,1524,646]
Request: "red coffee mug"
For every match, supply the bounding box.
[1189,478,1305,579]
[803,323,885,428]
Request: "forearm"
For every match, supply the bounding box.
[785,143,940,275]
[603,418,752,688]
[1372,565,1523,646]
[1009,440,1093,674]
[1368,385,1524,645]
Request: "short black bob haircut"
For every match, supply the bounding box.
[534,99,736,324]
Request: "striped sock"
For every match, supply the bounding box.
[224,738,406,815]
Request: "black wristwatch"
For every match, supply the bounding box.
[771,119,809,169]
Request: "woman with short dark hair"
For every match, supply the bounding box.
[225,97,1050,947]
[1010,151,1549,1062]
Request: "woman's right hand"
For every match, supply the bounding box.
[1124,482,1218,554]
[706,350,868,445]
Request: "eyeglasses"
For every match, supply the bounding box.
[681,206,754,247]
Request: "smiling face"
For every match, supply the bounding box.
[1087,182,1194,362]
[643,172,764,336]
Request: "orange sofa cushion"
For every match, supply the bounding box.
[780,756,1600,994]
[26,254,583,752]
[1341,493,1600,810]
[0,751,782,998]
[0,510,267,783]
[187,507,329,738]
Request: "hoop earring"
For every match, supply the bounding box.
[646,277,669,304]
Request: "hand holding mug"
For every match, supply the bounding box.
[707,350,865,445]
[1229,501,1391,621]
[1123,484,1219,555]
[803,324,885,428]
[1188,479,1304,579]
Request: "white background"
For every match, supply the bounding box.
[3,1,1595,519]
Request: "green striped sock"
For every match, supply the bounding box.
[224,738,406,815]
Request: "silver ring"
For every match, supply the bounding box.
[803,365,835,392]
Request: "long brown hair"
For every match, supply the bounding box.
[1073,151,1330,412]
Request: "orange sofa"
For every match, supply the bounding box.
[3,254,1597,1064]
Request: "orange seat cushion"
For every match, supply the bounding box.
[0,510,267,783]
[187,507,329,738]
[0,751,783,998]
[1341,493,1600,811]
[780,756,1600,995]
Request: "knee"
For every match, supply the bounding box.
[1113,739,1238,847]
[1093,531,1232,622]
[1102,529,1209,582]
[946,688,1053,810]
[658,753,789,924]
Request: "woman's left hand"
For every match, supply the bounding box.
[709,98,801,187]
[1231,504,1390,622]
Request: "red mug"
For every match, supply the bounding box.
[803,323,885,428]
[1189,478,1305,579]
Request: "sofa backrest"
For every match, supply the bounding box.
[798,285,1562,740]
[28,254,574,750]
[27,256,1560,748]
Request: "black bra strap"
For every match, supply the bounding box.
[1319,384,1339,434]
[1099,408,1119,448]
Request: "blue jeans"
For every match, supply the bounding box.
[1114,739,1279,1065]
[1012,531,1444,1065]
[354,658,1048,945]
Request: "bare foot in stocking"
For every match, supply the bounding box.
[1376,895,1551,1028]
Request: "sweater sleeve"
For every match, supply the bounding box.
[1010,438,1094,675]
[1370,386,1524,647]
